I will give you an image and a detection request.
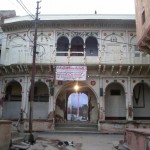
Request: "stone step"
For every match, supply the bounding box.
[55,126,98,131]
[55,122,98,132]
[55,122,97,128]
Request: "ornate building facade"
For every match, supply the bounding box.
[0,14,150,132]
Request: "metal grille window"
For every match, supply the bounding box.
[135,53,140,57]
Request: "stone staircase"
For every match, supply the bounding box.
[55,121,98,133]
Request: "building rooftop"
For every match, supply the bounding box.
[4,14,135,24]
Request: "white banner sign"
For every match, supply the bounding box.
[56,66,87,81]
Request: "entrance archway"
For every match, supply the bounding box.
[55,82,98,123]
[67,92,88,121]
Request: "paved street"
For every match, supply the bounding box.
[27,132,123,150]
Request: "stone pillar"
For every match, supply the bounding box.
[0,80,4,119]
[48,95,54,120]
[99,77,105,121]
[21,76,28,119]
[47,80,55,130]
[126,77,133,121]
[0,96,4,119]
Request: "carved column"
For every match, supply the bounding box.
[21,76,28,119]
[126,77,133,121]
[99,77,105,121]
[48,80,55,122]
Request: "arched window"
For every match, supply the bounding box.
[71,36,84,56]
[57,36,69,56]
[85,36,98,56]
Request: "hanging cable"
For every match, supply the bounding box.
[16,0,35,19]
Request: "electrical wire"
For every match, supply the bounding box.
[19,0,35,18]
[16,0,35,19]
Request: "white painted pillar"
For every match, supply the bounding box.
[48,80,55,121]
[21,76,28,119]
[48,95,54,113]
[99,77,105,121]
[126,77,133,121]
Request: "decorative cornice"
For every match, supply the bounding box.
[0,64,149,76]
[2,19,135,32]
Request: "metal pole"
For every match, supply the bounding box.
[29,1,41,144]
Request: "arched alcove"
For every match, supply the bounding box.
[2,80,22,119]
[133,82,150,120]
[105,82,126,120]
[29,81,49,119]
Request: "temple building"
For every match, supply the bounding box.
[0,14,150,132]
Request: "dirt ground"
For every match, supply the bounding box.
[27,132,123,150]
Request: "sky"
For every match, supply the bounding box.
[0,0,135,16]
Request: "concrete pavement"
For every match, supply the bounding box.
[26,132,123,150]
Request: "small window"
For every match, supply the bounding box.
[135,53,140,57]
[142,9,145,24]
[110,89,121,95]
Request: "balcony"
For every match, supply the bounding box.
[53,50,150,65]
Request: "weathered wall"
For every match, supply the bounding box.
[135,0,150,42]
[0,120,12,150]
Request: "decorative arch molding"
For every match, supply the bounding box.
[7,32,27,45]
[84,31,99,39]
[3,78,24,93]
[55,81,99,103]
[103,78,127,95]
[128,32,136,43]
[131,78,150,93]
[27,77,50,93]
[36,32,54,43]
[56,31,70,39]
[56,31,99,42]
[71,31,85,38]
[55,81,99,123]
[71,36,84,44]
[85,36,98,43]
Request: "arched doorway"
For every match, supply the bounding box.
[2,80,22,119]
[55,82,98,123]
[29,81,49,119]
[105,82,126,120]
[133,82,150,120]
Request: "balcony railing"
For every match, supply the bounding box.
[1,50,150,65]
